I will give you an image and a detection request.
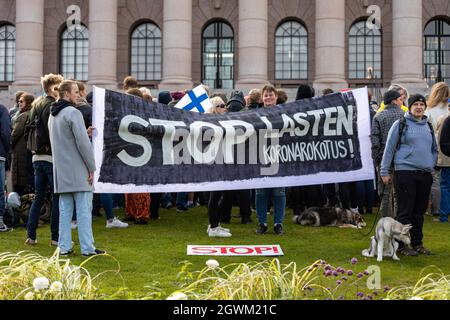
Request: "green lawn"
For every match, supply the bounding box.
[1,205,449,299]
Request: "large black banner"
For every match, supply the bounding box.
[92,87,374,193]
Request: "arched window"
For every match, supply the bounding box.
[349,20,382,80]
[424,18,450,87]
[60,25,89,81]
[275,20,308,80]
[0,24,15,82]
[202,21,234,89]
[130,22,162,81]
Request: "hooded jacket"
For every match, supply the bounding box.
[49,99,96,193]
[380,112,438,176]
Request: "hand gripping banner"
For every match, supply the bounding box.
[92,87,374,193]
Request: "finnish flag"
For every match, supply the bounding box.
[174,84,212,113]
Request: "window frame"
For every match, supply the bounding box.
[424,18,450,88]
[129,21,162,82]
[274,20,308,81]
[348,19,383,82]
[0,23,16,83]
[201,20,235,90]
[59,24,89,81]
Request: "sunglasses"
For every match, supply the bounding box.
[218,104,226,108]
[18,100,24,103]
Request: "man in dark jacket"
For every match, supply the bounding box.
[0,103,11,231]
[371,90,405,218]
[25,73,64,245]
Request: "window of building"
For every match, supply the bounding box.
[349,20,382,80]
[424,18,450,87]
[60,25,88,81]
[130,22,162,81]
[275,20,308,80]
[0,24,15,82]
[202,21,234,89]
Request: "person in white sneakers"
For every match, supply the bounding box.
[206,224,230,237]
[106,217,128,228]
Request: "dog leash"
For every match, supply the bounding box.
[357,182,384,237]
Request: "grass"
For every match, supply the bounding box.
[1,205,449,299]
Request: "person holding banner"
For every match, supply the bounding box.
[123,89,151,224]
[255,85,286,235]
[48,80,105,256]
[380,94,437,256]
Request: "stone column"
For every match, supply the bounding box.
[88,0,118,89]
[12,0,44,87]
[313,0,347,92]
[392,0,427,93]
[159,0,193,91]
[235,0,269,92]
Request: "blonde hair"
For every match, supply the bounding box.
[40,73,64,94]
[427,82,449,109]
[57,80,77,99]
[126,88,143,98]
[31,96,44,109]
[123,76,138,90]
[139,87,153,100]
[388,84,409,99]
[248,89,261,104]
[209,96,226,114]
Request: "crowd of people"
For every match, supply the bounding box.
[0,73,448,258]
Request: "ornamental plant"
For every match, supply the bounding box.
[385,266,450,300]
[0,250,120,300]
[171,258,384,300]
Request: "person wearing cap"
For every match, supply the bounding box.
[380,94,438,256]
[376,84,409,113]
[157,91,172,106]
[371,89,405,218]
[226,90,246,112]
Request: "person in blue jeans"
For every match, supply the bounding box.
[49,80,104,256]
[26,161,60,244]
[256,187,286,235]
[255,85,287,235]
[25,74,64,244]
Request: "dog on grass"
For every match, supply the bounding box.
[292,207,367,229]
[6,193,51,226]
[361,217,412,262]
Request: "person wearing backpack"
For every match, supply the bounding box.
[25,73,64,246]
[0,103,11,232]
[380,94,438,257]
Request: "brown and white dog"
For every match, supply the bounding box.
[292,207,367,229]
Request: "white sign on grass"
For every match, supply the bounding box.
[187,245,284,256]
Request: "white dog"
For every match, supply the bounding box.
[362,217,412,262]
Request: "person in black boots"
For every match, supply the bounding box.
[381,94,438,256]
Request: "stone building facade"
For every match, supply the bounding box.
[0,0,449,106]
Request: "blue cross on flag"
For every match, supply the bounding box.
[174,84,212,113]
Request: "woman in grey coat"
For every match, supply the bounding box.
[49,80,104,256]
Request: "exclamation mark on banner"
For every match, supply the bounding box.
[348,139,355,158]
